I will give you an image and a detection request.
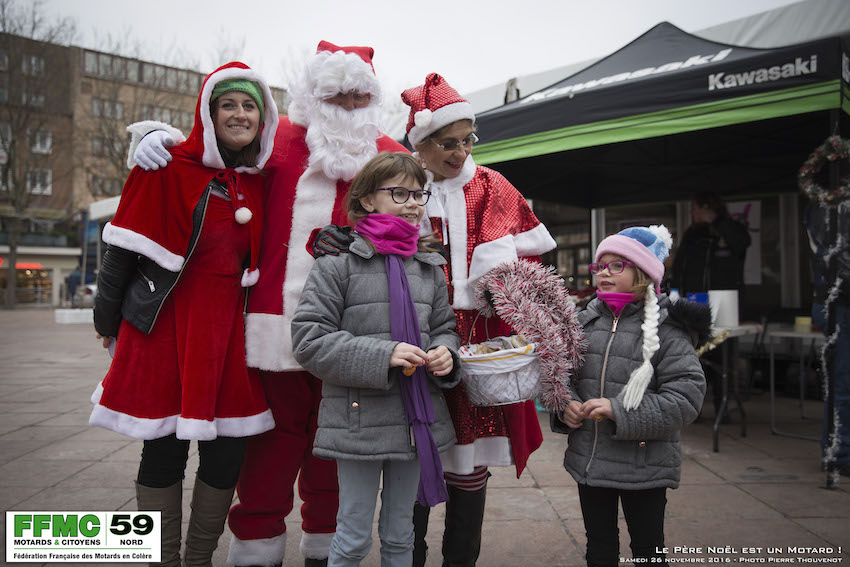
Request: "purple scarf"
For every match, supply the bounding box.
[597,291,638,317]
[355,214,449,507]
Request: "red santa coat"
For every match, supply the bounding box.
[244,117,407,370]
[90,62,278,441]
[420,153,557,476]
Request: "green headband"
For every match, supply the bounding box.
[212,79,265,118]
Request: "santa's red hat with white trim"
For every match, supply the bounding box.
[308,40,382,101]
[401,73,475,146]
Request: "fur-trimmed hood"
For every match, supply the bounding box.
[180,61,279,172]
[665,299,713,350]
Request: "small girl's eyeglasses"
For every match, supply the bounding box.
[375,187,432,205]
[588,260,635,275]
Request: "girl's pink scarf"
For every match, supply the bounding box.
[355,213,419,258]
[597,291,638,317]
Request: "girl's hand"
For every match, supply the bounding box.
[581,398,615,422]
[425,345,453,376]
[390,342,428,374]
[560,400,586,428]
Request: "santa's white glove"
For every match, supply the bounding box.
[134,130,176,170]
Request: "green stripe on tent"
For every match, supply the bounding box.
[474,80,845,166]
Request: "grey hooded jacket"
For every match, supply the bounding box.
[291,235,460,461]
[552,295,708,489]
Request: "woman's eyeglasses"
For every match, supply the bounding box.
[429,133,479,152]
[588,260,635,275]
[375,187,432,205]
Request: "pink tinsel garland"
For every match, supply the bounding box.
[474,260,587,412]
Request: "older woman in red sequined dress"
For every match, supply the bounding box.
[400,73,557,567]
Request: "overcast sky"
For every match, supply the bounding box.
[43,0,803,97]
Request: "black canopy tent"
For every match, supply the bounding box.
[472,22,850,208]
[473,22,850,487]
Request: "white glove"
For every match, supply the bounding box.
[134,130,176,170]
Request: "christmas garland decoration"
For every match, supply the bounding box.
[798,135,850,204]
[474,260,587,412]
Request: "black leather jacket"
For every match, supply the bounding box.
[94,182,213,338]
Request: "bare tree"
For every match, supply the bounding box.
[0,0,76,307]
[75,35,199,203]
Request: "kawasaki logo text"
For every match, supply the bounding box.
[708,55,817,90]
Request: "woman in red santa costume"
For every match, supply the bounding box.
[90,61,278,567]
[127,42,408,567]
[401,73,557,567]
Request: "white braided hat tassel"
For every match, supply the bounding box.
[621,283,661,410]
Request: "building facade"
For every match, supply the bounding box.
[0,32,288,306]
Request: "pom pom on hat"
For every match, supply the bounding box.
[414,109,433,129]
[235,207,253,224]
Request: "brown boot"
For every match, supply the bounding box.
[183,479,235,567]
[136,481,183,567]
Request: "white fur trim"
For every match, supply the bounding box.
[125,120,186,170]
[245,313,297,371]
[469,235,518,283]
[210,409,275,438]
[423,155,476,310]
[300,532,334,560]
[90,382,180,440]
[515,222,557,257]
[235,207,252,224]
[440,437,514,475]
[408,101,475,147]
[241,268,259,288]
[198,66,279,171]
[102,222,184,272]
[414,109,433,129]
[244,169,336,371]
[228,532,286,567]
[90,383,275,440]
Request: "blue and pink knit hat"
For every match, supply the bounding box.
[594,225,673,286]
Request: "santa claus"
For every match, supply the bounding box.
[128,41,407,567]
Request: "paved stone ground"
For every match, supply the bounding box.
[1,309,848,567]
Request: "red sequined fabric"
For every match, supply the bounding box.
[428,166,545,444]
[400,73,466,132]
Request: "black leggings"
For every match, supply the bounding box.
[577,484,668,567]
[137,434,247,490]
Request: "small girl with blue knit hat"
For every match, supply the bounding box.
[552,225,710,567]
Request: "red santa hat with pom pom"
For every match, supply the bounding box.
[401,73,475,147]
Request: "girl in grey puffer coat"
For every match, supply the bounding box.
[291,152,460,567]
[552,225,709,567]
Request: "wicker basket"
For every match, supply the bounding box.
[458,335,541,406]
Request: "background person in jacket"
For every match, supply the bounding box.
[90,62,278,567]
[553,225,708,567]
[129,42,408,567]
[291,152,460,567]
[401,74,557,567]
[670,191,751,294]
[670,191,750,421]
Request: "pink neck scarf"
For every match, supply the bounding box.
[597,291,639,317]
[355,213,419,258]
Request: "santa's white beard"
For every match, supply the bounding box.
[303,101,381,182]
